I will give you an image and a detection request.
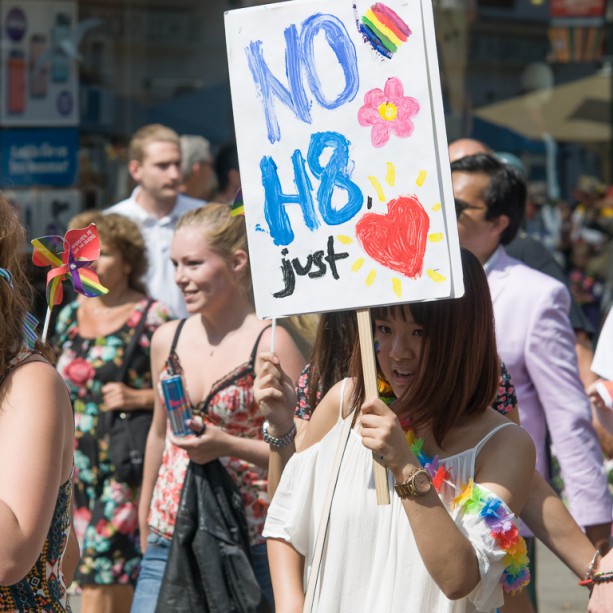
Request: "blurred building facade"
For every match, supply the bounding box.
[0,0,610,235]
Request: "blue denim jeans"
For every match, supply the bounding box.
[130,533,169,613]
[130,534,274,612]
[251,541,274,608]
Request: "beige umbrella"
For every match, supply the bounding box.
[474,69,611,142]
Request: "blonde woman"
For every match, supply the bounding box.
[133,204,305,611]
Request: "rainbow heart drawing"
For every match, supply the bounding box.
[358,3,412,60]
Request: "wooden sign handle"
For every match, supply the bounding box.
[356,308,390,505]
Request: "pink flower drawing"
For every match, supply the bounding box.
[357,77,420,147]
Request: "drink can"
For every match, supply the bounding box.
[160,374,192,437]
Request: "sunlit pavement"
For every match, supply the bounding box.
[537,540,589,613]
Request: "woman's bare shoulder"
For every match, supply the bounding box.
[1,357,72,443]
[474,412,536,514]
[299,378,355,451]
[151,318,186,348]
[258,322,306,381]
[257,320,291,348]
[6,357,67,397]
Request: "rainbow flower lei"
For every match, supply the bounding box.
[451,479,531,594]
[379,376,530,595]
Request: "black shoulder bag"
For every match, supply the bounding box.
[106,299,155,486]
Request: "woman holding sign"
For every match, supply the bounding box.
[261,249,536,612]
[133,204,305,611]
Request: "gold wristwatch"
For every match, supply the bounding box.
[394,467,433,498]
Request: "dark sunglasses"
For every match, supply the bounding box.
[454,199,487,217]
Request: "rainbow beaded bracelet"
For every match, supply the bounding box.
[579,570,613,587]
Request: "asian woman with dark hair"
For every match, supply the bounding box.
[261,249,536,612]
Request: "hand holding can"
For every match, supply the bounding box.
[160,374,193,437]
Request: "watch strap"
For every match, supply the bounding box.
[394,467,431,498]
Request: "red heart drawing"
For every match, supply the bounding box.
[355,195,430,278]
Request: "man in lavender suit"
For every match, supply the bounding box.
[450,155,611,569]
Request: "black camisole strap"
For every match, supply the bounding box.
[168,320,270,373]
[170,319,188,354]
[249,324,273,365]
[164,319,188,375]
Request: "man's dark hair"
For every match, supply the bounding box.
[214,142,239,192]
[451,153,527,246]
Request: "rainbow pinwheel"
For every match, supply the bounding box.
[31,224,108,340]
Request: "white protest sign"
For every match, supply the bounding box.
[225,0,463,319]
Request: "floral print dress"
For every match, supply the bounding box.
[0,350,73,612]
[148,325,271,546]
[54,299,172,586]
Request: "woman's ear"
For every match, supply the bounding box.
[123,261,133,278]
[229,249,249,274]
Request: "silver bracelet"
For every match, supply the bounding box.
[262,420,297,448]
[585,549,601,580]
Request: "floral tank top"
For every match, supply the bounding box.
[149,324,271,546]
[0,350,73,612]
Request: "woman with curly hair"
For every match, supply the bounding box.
[53,212,172,613]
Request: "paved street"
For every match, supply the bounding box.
[537,540,589,613]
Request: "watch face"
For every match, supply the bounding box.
[414,470,432,494]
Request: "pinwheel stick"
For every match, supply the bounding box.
[270,318,277,353]
[41,307,53,345]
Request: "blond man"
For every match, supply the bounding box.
[107,124,205,317]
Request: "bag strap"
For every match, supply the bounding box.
[303,379,354,612]
[105,299,154,434]
[115,299,154,384]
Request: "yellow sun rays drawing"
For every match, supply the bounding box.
[426,269,447,283]
[385,162,396,186]
[368,176,386,202]
[341,166,448,294]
